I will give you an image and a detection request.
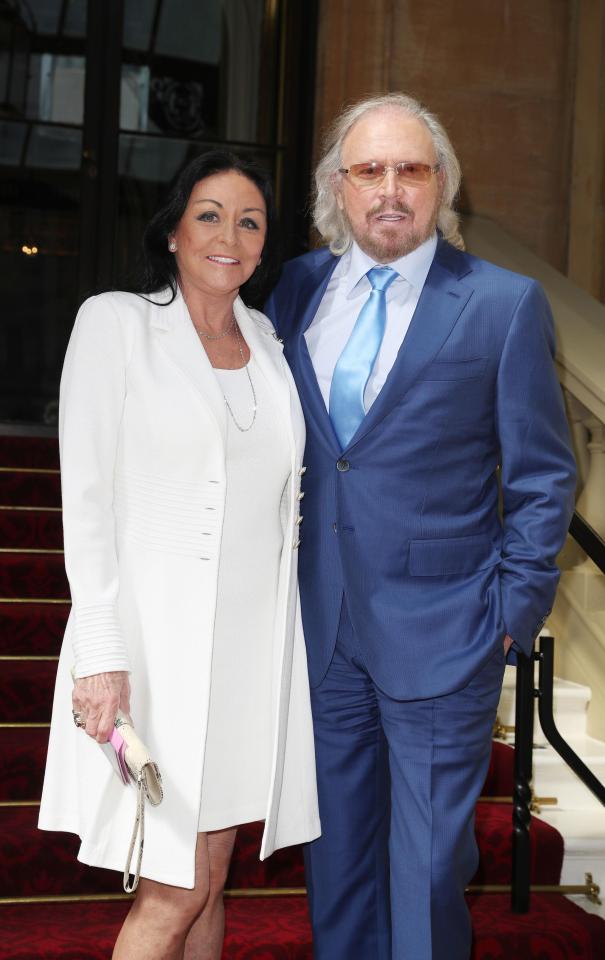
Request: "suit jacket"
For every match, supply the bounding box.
[39,289,320,887]
[265,238,577,700]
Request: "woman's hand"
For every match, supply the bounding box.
[72,671,131,743]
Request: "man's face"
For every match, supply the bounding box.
[336,108,444,262]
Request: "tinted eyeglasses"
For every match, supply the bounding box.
[338,161,441,188]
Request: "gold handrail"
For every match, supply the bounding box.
[0,598,69,604]
[0,467,60,475]
[0,874,600,906]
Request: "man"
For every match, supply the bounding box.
[265,93,576,960]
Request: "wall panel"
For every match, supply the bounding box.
[314,0,579,273]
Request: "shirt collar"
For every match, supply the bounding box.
[343,233,438,298]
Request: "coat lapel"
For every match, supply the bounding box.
[152,289,299,458]
[150,289,228,446]
[235,299,306,519]
[233,296,293,435]
[346,242,474,450]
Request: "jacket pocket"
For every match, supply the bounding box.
[419,357,487,381]
[409,534,499,577]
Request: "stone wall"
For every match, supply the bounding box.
[313,0,604,298]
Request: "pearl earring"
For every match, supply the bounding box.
[168,240,177,253]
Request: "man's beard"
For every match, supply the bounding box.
[345,199,440,262]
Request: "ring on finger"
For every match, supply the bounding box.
[72,710,86,729]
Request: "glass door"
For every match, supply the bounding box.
[0,0,88,425]
[115,0,283,298]
[0,0,317,426]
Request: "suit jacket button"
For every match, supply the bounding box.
[336,459,350,472]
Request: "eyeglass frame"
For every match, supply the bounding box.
[337,160,442,188]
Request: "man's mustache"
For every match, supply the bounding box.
[366,201,414,219]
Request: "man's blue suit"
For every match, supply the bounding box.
[265,237,576,959]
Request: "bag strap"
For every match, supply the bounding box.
[123,778,145,893]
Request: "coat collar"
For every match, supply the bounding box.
[150,287,289,449]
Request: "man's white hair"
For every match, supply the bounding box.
[313,92,464,255]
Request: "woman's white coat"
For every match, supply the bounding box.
[38,289,320,888]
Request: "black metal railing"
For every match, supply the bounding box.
[511,510,605,913]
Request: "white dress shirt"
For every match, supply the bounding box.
[305,234,438,411]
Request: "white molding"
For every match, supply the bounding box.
[464,215,605,422]
[550,583,605,740]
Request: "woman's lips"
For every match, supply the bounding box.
[206,255,240,264]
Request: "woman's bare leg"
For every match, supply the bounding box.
[112,833,212,960]
[184,827,238,960]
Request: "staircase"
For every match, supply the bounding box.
[498,665,605,920]
[2,434,605,958]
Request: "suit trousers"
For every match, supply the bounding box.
[304,599,505,960]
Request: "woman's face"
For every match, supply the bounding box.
[170,170,267,300]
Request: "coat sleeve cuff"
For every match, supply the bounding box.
[503,611,551,662]
[71,601,131,677]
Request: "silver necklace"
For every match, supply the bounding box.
[194,315,236,340]
[222,324,257,432]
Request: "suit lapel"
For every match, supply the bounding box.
[151,289,228,446]
[287,254,341,454]
[347,243,474,450]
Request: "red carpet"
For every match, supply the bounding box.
[0,601,68,655]
[2,895,605,960]
[1,435,604,958]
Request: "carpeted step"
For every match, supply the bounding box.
[0,553,69,599]
[0,602,68,656]
[0,661,57,723]
[468,892,605,958]
[0,897,314,959]
[0,810,305,897]
[0,436,59,470]
[0,734,515,813]
[0,901,129,960]
[0,801,562,899]
[0,471,61,507]
[0,507,64,549]
[2,893,605,960]
[481,741,514,797]
[227,821,305,889]
[472,803,563,885]
[0,808,126,898]
[0,728,49,801]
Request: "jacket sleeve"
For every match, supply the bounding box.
[59,294,132,678]
[496,279,576,657]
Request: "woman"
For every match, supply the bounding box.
[39,151,320,960]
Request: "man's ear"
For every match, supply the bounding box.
[335,183,345,212]
[437,167,446,200]
[330,171,345,211]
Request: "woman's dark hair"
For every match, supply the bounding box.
[136,150,280,309]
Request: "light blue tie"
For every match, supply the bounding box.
[329,266,398,448]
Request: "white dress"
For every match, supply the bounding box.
[198,357,291,831]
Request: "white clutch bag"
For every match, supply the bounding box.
[100,711,164,892]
